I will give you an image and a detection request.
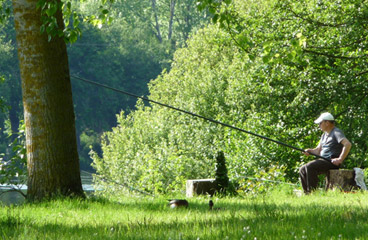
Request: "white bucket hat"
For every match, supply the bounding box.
[314,112,335,124]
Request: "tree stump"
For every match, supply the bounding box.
[186,179,216,197]
[326,169,358,191]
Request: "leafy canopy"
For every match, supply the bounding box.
[91,0,368,195]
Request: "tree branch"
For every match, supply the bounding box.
[335,91,368,119]
[151,0,162,43]
[287,7,348,28]
[303,49,364,60]
[307,38,366,51]
[356,70,368,77]
[168,0,176,40]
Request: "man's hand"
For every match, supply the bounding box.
[331,158,343,166]
[303,145,322,157]
[331,139,352,166]
[303,149,313,156]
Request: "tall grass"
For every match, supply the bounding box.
[1,188,368,239]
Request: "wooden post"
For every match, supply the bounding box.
[326,169,358,191]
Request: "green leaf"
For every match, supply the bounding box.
[73,18,80,28]
[36,0,46,10]
[40,24,45,33]
[46,2,58,17]
[64,18,70,27]
[262,55,270,63]
[209,6,216,14]
[212,13,219,23]
[69,31,78,43]
[249,54,256,61]
[291,39,298,47]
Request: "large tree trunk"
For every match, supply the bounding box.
[12,0,84,200]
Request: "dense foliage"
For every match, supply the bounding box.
[0,0,209,171]
[93,0,368,195]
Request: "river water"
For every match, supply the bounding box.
[0,171,95,205]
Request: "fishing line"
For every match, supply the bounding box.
[71,75,330,161]
[240,176,298,186]
[97,176,155,197]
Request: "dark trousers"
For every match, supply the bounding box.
[299,159,339,193]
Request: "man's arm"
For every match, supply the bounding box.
[331,138,352,166]
[304,143,322,156]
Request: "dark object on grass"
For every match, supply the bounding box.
[209,200,222,211]
[168,199,189,208]
[209,200,214,210]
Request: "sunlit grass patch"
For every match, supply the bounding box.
[1,190,368,239]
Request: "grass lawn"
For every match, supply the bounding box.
[1,189,368,239]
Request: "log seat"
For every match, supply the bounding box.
[326,169,358,191]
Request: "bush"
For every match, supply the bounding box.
[92,0,368,197]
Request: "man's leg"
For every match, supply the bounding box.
[299,159,338,193]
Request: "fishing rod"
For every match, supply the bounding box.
[71,75,330,161]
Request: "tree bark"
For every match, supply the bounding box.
[12,0,84,200]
